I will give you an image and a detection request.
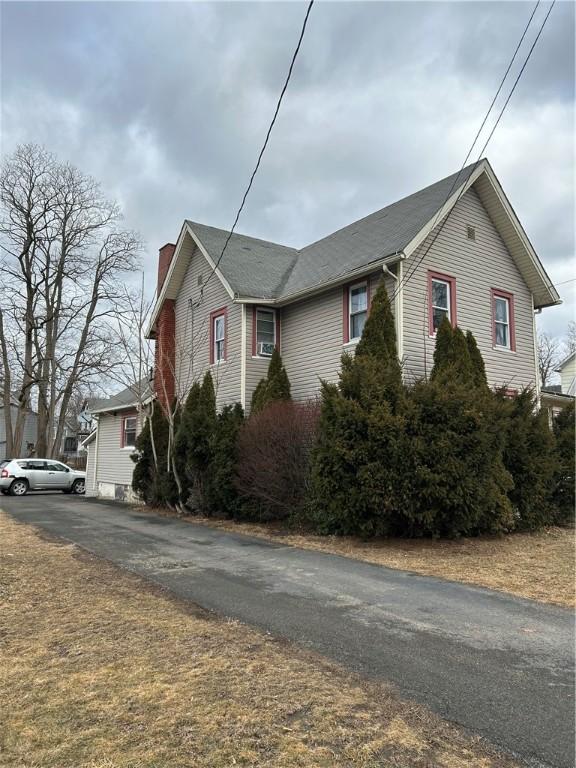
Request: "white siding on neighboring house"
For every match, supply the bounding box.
[402,188,537,390]
[85,441,96,496]
[174,234,242,410]
[85,411,139,502]
[279,271,393,402]
[559,355,576,395]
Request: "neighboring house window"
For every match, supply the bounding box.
[209,307,228,364]
[344,282,368,343]
[428,271,457,335]
[491,289,515,351]
[64,436,77,453]
[121,415,137,448]
[253,307,277,357]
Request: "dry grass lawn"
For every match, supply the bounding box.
[168,514,575,609]
[0,512,518,768]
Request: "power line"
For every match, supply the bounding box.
[393,0,555,303]
[554,277,576,288]
[199,0,315,301]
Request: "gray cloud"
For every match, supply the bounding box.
[1,1,574,340]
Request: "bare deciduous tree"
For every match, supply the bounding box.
[565,321,576,357]
[537,331,561,388]
[0,144,142,457]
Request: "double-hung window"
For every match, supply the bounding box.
[348,282,368,341]
[428,271,456,335]
[491,289,515,351]
[122,415,137,449]
[254,308,276,357]
[210,308,227,364]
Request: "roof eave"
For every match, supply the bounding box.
[146,222,235,338]
[271,252,405,308]
[402,159,560,310]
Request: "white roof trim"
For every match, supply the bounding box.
[556,351,575,372]
[89,401,139,415]
[80,429,97,447]
[403,159,560,309]
[147,222,235,337]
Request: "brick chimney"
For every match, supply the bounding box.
[157,242,176,296]
[154,243,177,411]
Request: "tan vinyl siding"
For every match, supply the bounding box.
[174,233,241,410]
[245,306,273,410]
[279,272,392,401]
[402,188,537,390]
[85,442,96,496]
[93,412,136,487]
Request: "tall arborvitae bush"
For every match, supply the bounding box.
[307,281,409,536]
[552,401,575,523]
[172,373,217,512]
[250,347,291,413]
[400,377,514,536]
[132,405,178,507]
[204,403,245,517]
[466,330,488,389]
[501,388,557,530]
[308,285,517,537]
[402,321,513,535]
[132,415,154,503]
[431,318,474,386]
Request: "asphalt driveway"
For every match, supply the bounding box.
[2,494,574,768]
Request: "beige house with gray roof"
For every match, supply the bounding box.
[89,159,561,502]
[149,158,559,417]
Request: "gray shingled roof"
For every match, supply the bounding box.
[186,221,298,300]
[187,163,478,300]
[88,378,152,413]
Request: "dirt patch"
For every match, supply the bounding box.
[140,507,575,608]
[0,512,517,768]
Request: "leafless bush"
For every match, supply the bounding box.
[235,400,320,520]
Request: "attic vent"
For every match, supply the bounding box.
[466,225,476,241]
[197,274,203,286]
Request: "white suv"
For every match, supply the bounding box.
[0,459,86,496]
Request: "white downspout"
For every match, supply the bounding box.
[382,260,404,364]
[93,416,100,497]
[532,296,541,408]
[240,304,247,410]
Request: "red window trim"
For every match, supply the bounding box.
[342,279,371,344]
[209,306,228,364]
[428,270,457,336]
[120,411,138,448]
[252,306,279,357]
[491,288,516,352]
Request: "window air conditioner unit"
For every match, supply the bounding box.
[257,342,275,357]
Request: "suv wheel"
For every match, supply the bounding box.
[72,479,86,495]
[9,479,29,496]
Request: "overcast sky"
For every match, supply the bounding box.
[1,1,574,342]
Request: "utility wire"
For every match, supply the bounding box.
[199,0,315,301]
[392,0,555,302]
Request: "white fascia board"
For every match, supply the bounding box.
[480,162,560,307]
[185,222,235,300]
[403,160,488,259]
[403,158,560,309]
[80,429,97,448]
[146,221,235,338]
[89,401,140,415]
[233,253,404,308]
